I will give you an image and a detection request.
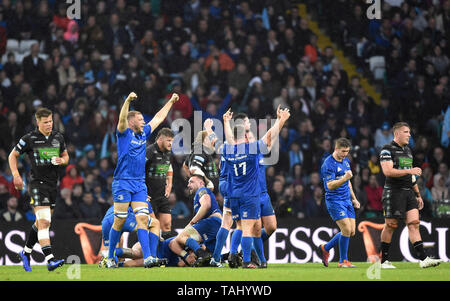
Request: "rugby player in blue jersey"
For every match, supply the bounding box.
[222,107,290,268]
[318,138,360,268]
[105,92,178,268]
[201,114,243,268]
[170,174,222,266]
[98,197,161,267]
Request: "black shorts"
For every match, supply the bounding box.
[29,180,58,209]
[382,188,418,219]
[150,196,171,215]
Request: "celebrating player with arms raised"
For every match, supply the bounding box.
[105,92,178,268]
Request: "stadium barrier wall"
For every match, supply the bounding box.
[1,218,449,265]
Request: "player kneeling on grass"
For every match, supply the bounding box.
[318,138,360,268]
[170,175,222,266]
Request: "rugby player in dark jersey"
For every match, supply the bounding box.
[145,128,175,239]
[9,108,69,272]
[379,122,443,268]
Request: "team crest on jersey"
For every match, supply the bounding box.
[340,211,346,216]
[51,139,60,147]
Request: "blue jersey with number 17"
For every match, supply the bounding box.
[223,140,267,198]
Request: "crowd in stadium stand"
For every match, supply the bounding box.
[0,0,448,223]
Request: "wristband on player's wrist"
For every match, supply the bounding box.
[12,171,20,177]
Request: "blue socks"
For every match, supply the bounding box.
[213,227,229,261]
[186,238,201,252]
[148,232,159,257]
[230,229,242,254]
[253,237,266,263]
[115,248,124,258]
[261,228,269,242]
[339,235,350,262]
[137,228,151,259]
[241,236,253,263]
[108,228,121,259]
[325,232,342,252]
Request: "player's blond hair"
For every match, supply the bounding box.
[127,111,142,121]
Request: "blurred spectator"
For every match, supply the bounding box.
[53,188,82,219]
[364,175,383,217]
[0,196,23,222]
[292,184,307,219]
[168,192,190,219]
[79,192,102,219]
[431,174,449,202]
[61,164,84,191]
[305,186,328,218]
[374,122,394,152]
[275,185,295,218]
[417,176,434,218]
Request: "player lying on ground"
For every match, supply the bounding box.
[107,237,191,267]
[169,175,222,267]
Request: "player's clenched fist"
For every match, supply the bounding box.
[126,92,137,102]
[169,93,179,103]
[13,174,24,190]
[344,170,353,180]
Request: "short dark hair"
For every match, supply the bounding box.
[35,108,52,120]
[233,112,248,121]
[233,124,246,141]
[392,122,410,133]
[191,174,206,185]
[334,137,352,149]
[156,128,174,139]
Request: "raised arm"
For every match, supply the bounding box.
[223,109,234,145]
[117,92,137,133]
[149,93,179,132]
[261,106,290,151]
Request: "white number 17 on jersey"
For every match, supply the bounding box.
[234,162,247,176]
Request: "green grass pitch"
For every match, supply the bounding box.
[1,262,449,281]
